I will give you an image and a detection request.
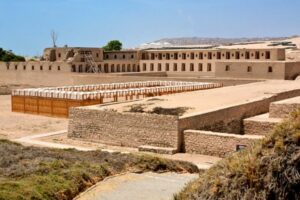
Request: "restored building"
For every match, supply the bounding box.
[1,46,300,80]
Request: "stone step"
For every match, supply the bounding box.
[138,145,177,155]
[243,113,282,135]
[269,96,300,118]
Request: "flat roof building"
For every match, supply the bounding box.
[1,46,300,80]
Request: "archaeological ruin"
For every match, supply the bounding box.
[1,46,300,87]
[5,44,300,157]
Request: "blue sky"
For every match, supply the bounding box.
[0,0,300,56]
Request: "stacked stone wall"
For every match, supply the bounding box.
[68,107,179,148]
[269,102,300,118]
[243,119,278,135]
[183,130,263,157]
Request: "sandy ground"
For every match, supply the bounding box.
[39,133,138,153]
[0,95,68,139]
[94,80,300,116]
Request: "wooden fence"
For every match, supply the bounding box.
[12,96,101,118]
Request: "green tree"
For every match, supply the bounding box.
[103,40,122,51]
[0,48,25,62]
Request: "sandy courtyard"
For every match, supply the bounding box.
[0,95,68,139]
[94,80,300,116]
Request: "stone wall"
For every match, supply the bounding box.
[269,101,300,118]
[243,119,279,135]
[183,130,263,157]
[178,89,300,151]
[68,107,179,148]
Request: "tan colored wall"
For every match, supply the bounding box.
[0,61,71,72]
[284,62,300,79]
[68,107,179,148]
[215,61,286,79]
[243,119,278,136]
[104,51,140,60]
[141,48,284,61]
[269,101,300,118]
[0,61,73,86]
[139,48,285,77]
[139,60,216,77]
[178,89,300,151]
[183,130,262,157]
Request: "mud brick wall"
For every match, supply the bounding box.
[177,89,300,151]
[269,102,300,118]
[68,107,179,148]
[243,119,280,135]
[183,130,263,157]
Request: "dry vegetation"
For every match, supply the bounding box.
[174,110,300,200]
[127,103,190,116]
[0,140,198,200]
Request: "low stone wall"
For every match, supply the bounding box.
[68,107,179,148]
[269,101,300,118]
[243,119,279,135]
[183,130,263,157]
[178,89,300,151]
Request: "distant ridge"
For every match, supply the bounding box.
[154,36,294,45]
[139,36,299,49]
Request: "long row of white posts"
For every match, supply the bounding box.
[12,81,223,101]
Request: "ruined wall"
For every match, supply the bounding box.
[66,88,300,153]
[178,89,300,151]
[269,100,300,118]
[243,119,279,136]
[68,107,179,148]
[183,130,263,157]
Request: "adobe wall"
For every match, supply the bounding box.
[284,62,300,80]
[0,61,73,86]
[243,119,279,136]
[140,60,216,77]
[178,89,300,151]
[215,61,286,79]
[269,97,300,118]
[68,107,179,148]
[183,130,263,157]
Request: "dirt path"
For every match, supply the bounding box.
[12,130,123,153]
[75,172,198,200]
